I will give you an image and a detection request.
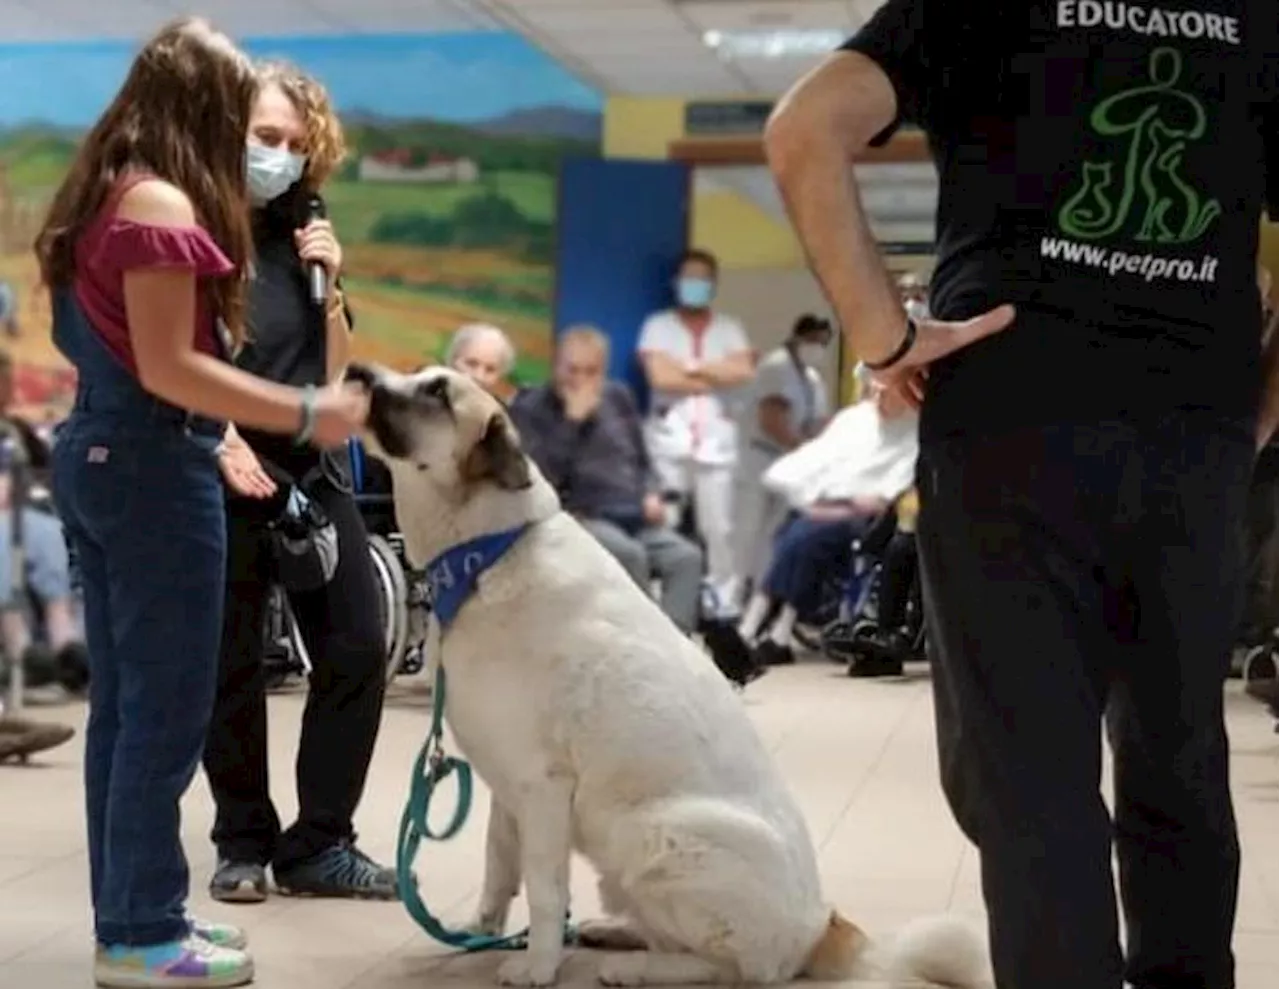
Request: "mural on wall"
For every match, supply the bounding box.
[0,32,602,420]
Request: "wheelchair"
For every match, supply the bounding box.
[759,505,927,677]
[1242,627,1279,730]
[0,475,90,697]
[348,440,432,682]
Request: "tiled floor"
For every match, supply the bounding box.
[1,664,1275,989]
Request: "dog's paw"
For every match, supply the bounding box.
[496,952,560,987]
[597,954,647,987]
[576,919,648,952]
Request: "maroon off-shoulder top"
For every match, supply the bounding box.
[72,172,236,374]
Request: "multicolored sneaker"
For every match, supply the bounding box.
[273,841,397,900]
[93,936,253,988]
[187,916,247,951]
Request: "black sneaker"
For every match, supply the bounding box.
[210,860,269,904]
[848,636,906,677]
[754,639,795,667]
[273,842,398,900]
[701,621,767,687]
[55,642,90,693]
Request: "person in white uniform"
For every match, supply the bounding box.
[636,249,755,617]
[736,313,833,596]
[897,271,930,322]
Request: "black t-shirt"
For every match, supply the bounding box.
[235,190,352,475]
[843,0,1277,441]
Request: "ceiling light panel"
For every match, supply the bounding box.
[679,0,857,31]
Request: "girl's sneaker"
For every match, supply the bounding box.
[94,936,253,988]
[187,916,247,951]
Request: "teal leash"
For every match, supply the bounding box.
[396,662,575,952]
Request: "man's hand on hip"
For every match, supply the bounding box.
[870,304,1018,408]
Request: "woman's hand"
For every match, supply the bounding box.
[295,218,343,286]
[869,304,1017,409]
[311,382,370,448]
[217,432,277,499]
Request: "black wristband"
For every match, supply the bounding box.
[863,319,918,372]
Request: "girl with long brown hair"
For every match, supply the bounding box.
[34,18,366,988]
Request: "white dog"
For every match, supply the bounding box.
[350,364,992,989]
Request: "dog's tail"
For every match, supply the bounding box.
[879,915,994,989]
[801,911,992,988]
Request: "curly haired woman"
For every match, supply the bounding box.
[200,60,396,905]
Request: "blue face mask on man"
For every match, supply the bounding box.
[245,143,305,205]
[675,276,716,310]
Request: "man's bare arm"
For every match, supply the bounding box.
[765,52,906,363]
[693,351,755,388]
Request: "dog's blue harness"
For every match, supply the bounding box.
[397,525,576,952]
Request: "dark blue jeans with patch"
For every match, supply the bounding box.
[54,402,225,947]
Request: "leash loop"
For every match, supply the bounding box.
[396,664,576,953]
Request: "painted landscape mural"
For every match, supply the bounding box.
[0,32,602,420]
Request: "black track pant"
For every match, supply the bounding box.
[203,481,387,869]
[917,414,1253,989]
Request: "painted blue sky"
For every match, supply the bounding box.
[0,32,601,127]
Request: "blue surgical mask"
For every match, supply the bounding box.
[245,143,305,205]
[675,277,715,309]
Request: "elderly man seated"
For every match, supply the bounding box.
[446,322,517,400]
[738,374,919,666]
[509,326,704,633]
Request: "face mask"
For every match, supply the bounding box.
[675,277,715,309]
[796,343,827,367]
[245,143,305,205]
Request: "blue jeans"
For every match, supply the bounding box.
[762,515,867,618]
[54,411,225,947]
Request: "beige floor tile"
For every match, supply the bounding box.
[0,666,1275,989]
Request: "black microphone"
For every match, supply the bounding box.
[304,195,328,308]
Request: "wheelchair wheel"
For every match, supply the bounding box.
[1243,640,1278,710]
[281,593,310,681]
[367,534,410,683]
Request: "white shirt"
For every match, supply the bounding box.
[762,401,919,511]
[745,346,829,458]
[637,308,751,467]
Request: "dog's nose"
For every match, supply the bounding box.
[344,363,378,391]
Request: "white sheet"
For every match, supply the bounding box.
[762,402,919,511]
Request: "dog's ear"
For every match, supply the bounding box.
[461,412,531,491]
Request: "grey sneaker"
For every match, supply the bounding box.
[273,842,397,900]
[209,861,268,905]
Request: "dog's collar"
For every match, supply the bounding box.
[426,526,527,631]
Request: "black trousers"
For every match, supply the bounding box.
[876,530,918,629]
[917,414,1253,989]
[202,479,387,869]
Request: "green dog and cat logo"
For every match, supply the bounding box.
[1057,47,1221,246]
